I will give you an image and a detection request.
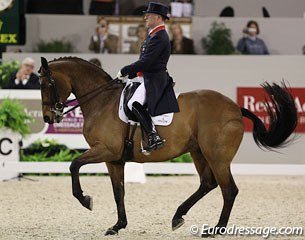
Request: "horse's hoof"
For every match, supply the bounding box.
[172,218,185,231]
[82,195,93,211]
[105,228,118,236]
[201,233,214,238]
[201,228,217,238]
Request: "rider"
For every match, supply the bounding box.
[117,2,179,152]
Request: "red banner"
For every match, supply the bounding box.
[237,87,305,133]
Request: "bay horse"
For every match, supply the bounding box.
[39,57,297,236]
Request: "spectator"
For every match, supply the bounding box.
[129,24,147,54]
[89,0,115,15]
[303,45,305,55]
[4,57,40,89]
[89,58,102,68]
[236,20,269,55]
[169,22,195,54]
[89,17,119,54]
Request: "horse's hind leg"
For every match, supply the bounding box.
[202,163,238,237]
[200,123,243,237]
[104,162,127,236]
[172,149,218,231]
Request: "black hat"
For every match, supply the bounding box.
[143,2,170,20]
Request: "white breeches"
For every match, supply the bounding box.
[127,81,146,111]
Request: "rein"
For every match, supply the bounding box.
[40,69,120,117]
[63,78,119,115]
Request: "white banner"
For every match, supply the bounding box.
[0,129,21,181]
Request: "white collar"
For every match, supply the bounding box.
[100,34,108,40]
[148,24,165,35]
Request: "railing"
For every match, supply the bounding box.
[2,162,305,175]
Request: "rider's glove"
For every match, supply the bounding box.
[117,70,128,83]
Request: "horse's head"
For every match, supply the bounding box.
[39,57,72,124]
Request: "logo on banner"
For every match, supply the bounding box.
[46,102,84,134]
[237,87,305,132]
[0,137,13,156]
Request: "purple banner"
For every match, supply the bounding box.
[46,102,84,134]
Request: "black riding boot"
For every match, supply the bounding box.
[131,102,164,151]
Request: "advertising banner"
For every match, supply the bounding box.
[0,97,83,135]
[46,103,83,134]
[0,129,21,181]
[0,90,88,149]
[237,87,305,132]
[0,0,25,45]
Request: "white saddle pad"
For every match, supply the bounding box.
[118,81,179,126]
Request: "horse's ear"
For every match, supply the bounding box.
[41,57,49,69]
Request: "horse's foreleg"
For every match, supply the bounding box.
[69,146,117,210]
[172,150,218,231]
[104,162,127,235]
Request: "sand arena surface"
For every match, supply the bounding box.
[0,175,304,240]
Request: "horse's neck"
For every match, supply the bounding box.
[81,87,122,119]
[71,76,122,120]
[71,73,107,100]
[53,60,122,121]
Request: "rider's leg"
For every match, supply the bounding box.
[127,82,146,111]
[127,83,164,151]
[131,102,164,151]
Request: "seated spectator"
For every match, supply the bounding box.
[89,0,115,15]
[4,57,40,89]
[129,24,147,54]
[89,58,102,68]
[89,17,119,54]
[236,20,269,55]
[169,22,195,54]
[303,45,305,55]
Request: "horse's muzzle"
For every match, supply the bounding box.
[43,116,54,124]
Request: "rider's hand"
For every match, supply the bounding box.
[16,69,26,80]
[117,70,128,83]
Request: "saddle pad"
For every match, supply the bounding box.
[118,81,179,126]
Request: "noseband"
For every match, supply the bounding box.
[40,69,65,118]
[40,69,120,118]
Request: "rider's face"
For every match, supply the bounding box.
[144,13,159,29]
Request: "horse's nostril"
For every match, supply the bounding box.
[43,116,50,123]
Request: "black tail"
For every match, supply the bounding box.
[241,81,298,150]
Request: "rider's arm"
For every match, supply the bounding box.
[121,35,166,76]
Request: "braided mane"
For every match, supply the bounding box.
[49,56,113,81]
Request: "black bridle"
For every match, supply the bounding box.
[40,69,120,118]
